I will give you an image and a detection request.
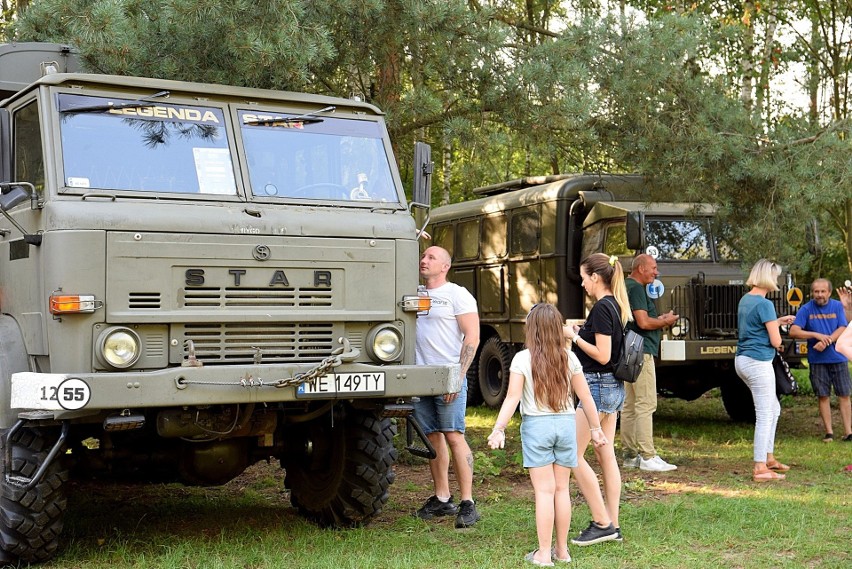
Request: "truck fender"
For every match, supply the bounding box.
[0,315,30,429]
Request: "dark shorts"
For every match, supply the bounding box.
[578,371,625,414]
[809,363,852,397]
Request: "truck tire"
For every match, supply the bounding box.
[720,373,756,423]
[478,336,512,409]
[0,426,68,564]
[283,407,397,527]
[466,358,483,406]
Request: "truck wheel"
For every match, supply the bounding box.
[478,336,512,409]
[466,358,483,406]
[283,406,397,527]
[0,427,68,564]
[720,373,756,423]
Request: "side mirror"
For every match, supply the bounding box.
[626,211,645,251]
[0,185,29,211]
[412,142,432,207]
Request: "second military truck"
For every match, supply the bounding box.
[428,174,803,420]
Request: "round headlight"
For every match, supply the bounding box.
[98,328,141,369]
[368,326,403,362]
[671,317,690,339]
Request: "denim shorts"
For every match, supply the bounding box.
[520,414,577,468]
[412,386,468,435]
[810,363,852,397]
[578,372,625,414]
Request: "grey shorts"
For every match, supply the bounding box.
[810,363,852,397]
[412,385,468,435]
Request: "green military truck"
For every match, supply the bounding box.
[428,174,803,420]
[0,43,458,564]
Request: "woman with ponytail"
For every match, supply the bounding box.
[488,304,607,566]
[562,253,631,545]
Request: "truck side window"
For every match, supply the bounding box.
[603,224,630,256]
[13,101,44,194]
[433,224,454,257]
[456,218,480,260]
[511,210,539,255]
[482,214,507,259]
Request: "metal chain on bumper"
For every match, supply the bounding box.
[177,338,360,389]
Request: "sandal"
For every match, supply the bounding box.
[524,550,554,567]
[753,469,785,482]
[766,460,790,472]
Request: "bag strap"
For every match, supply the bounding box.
[601,297,626,367]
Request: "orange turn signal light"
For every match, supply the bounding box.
[49,294,99,315]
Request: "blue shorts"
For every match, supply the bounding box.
[412,385,468,435]
[520,414,577,468]
[579,372,625,414]
[810,363,852,397]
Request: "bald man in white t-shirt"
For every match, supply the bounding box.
[413,246,481,528]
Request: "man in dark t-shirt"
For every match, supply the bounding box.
[622,254,679,472]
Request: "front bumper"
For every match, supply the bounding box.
[10,361,461,418]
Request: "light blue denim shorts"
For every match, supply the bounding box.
[412,385,468,434]
[520,413,577,468]
[579,372,625,414]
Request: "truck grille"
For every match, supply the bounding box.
[179,323,334,363]
[670,284,793,340]
[180,287,333,308]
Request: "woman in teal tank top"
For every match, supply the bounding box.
[734,259,795,482]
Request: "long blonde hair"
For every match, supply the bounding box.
[525,304,571,412]
[580,253,632,326]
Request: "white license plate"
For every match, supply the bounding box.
[296,372,385,398]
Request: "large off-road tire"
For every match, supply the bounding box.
[720,371,756,423]
[465,357,483,406]
[0,426,68,564]
[283,406,397,527]
[478,336,513,409]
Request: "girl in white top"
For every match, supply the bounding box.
[488,304,607,566]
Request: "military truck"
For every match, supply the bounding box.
[0,43,458,564]
[428,174,803,420]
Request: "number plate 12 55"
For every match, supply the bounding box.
[297,372,385,398]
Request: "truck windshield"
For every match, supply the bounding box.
[644,218,712,261]
[57,94,237,195]
[239,110,399,204]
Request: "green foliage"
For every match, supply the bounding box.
[7,1,852,271]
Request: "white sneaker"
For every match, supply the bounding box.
[639,455,677,472]
[623,455,640,469]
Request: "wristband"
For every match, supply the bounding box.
[572,335,579,344]
[589,427,602,432]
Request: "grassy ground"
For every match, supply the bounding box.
[44,372,850,569]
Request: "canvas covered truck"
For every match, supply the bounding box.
[0,43,458,564]
[428,174,803,421]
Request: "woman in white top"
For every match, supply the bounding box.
[488,304,607,566]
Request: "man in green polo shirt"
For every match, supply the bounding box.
[622,254,679,472]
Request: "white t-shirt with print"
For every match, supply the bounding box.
[509,349,582,416]
[415,282,478,366]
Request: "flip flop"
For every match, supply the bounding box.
[766,461,790,472]
[524,550,554,567]
[753,469,785,482]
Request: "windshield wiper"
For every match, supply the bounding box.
[61,90,171,114]
[242,105,336,126]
